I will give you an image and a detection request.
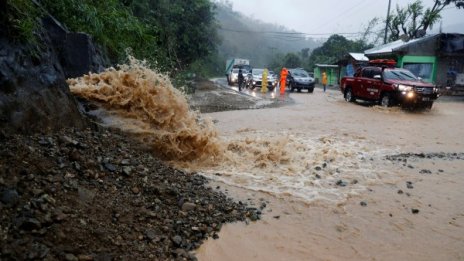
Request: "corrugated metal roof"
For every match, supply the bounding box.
[315,64,338,68]
[348,52,369,61]
[364,34,438,56]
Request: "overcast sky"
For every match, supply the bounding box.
[228,0,464,40]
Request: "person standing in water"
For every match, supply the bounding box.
[279,67,288,95]
[237,69,244,92]
[322,71,328,92]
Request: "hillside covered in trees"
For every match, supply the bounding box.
[214,1,321,70]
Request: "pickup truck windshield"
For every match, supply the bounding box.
[383,69,418,81]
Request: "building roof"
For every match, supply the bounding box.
[348,52,369,61]
[364,34,439,56]
[315,64,338,68]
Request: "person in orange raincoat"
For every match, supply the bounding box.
[322,71,328,92]
[279,67,288,95]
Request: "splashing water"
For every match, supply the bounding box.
[69,58,394,203]
[69,57,222,163]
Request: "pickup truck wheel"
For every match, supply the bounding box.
[345,88,355,102]
[297,88,302,92]
[308,88,314,93]
[380,93,392,107]
[426,101,433,110]
[289,83,294,92]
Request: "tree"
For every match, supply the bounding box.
[283,53,302,68]
[307,35,372,70]
[387,0,464,41]
[125,0,219,70]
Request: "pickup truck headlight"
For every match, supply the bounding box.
[397,84,413,92]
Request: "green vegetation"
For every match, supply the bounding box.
[1,0,40,43]
[387,0,464,41]
[307,35,373,70]
[3,0,218,74]
[267,35,372,72]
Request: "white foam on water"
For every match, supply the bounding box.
[196,131,396,203]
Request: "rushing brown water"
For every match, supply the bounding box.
[69,57,223,163]
[69,59,392,203]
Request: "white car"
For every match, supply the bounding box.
[251,69,277,90]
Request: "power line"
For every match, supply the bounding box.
[218,27,364,36]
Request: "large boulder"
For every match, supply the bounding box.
[0,15,109,134]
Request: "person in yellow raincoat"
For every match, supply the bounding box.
[261,68,268,93]
[322,71,328,92]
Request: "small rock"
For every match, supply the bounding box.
[336,180,348,187]
[1,189,19,207]
[145,229,157,240]
[406,181,413,189]
[77,254,94,261]
[173,248,187,257]
[419,169,432,174]
[407,165,414,169]
[360,201,367,207]
[273,215,280,219]
[397,189,404,194]
[315,174,321,179]
[181,202,196,212]
[315,166,322,171]
[38,138,50,146]
[121,159,131,165]
[411,208,420,214]
[103,163,116,172]
[122,166,132,176]
[172,235,182,246]
[249,213,259,221]
[60,135,79,146]
[131,187,140,194]
[65,253,78,261]
[18,218,42,230]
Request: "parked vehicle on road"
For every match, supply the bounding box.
[225,58,250,85]
[340,60,439,109]
[287,68,315,93]
[251,68,277,91]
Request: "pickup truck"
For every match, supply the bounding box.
[340,61,439,109]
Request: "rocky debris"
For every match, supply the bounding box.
[385,152,464,161]
[336,180,348,187]
[360,201,367,207]
[0,127,252,260]
[411,208,420,214]
[406,181,414,189]
[419,169,432,174]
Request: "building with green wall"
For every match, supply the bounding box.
[314,64,339,86]
[364,33,464,94]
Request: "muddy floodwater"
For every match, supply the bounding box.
[196,89,464,261]
[68,62,463,260]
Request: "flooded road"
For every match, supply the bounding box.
[68,64,464,260]
[197,88,464,261]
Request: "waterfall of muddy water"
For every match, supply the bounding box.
[69,58,395,203]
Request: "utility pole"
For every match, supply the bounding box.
[384,0,392,44]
